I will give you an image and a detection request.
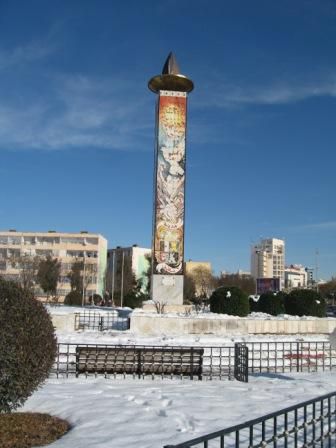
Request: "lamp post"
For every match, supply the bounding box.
[255,250,262,296]
[111,250,115,305]
[81,255,86,308]
[120,251,125,308]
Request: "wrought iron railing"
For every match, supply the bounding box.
[51,341,336,380]
[163,391,336,447]
[246,341,334,374]
[52,343,234,379]
[74,311,130,331]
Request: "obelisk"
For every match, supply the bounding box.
[148,52,194,305]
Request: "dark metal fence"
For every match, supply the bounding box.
[163,391,336,447]
[74,311,130,331]
[247,341,334,374]
[52,341,336,380]
[52,343,234,380]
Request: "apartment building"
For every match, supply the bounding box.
[251,238,285,289]
[0,230,107,301]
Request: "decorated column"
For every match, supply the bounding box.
[148,53,194,305]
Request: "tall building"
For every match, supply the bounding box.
[106,245,151,300]
[251,238,285,289]
[0,230,107,301]
[284,264,307,289]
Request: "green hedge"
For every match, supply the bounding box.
[284,289,325,317]
[210,286,249,317]
[257,292,285,316]
[0,277,57,413]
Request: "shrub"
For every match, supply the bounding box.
[210,286,249,317]
[63,290,82,306]
[0,277,57,413]
[249,296,259,312]
[89,294,103,306]
[123,291,146,309]
[257,291,285,316]
[284,289,326,317]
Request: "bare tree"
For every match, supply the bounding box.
[9,253,40,294]
[190,266,216,298]
[216,273,255,296]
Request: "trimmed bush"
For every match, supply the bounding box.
[63,290,82,306]
[0,277,57,413]
[210,286,249,317]
[257,291,285,316]
[89,294,103,306]
[123,291,146,309]
[284,289,326,317]
[249,297,259,312]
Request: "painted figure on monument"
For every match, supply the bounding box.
[154,91,187,275]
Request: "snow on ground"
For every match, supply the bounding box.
[46,304,336,321]
[56,329,329,346]
[22,372,336,448]
[34,306,336,446]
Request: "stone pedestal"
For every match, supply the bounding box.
[151,274,183,305]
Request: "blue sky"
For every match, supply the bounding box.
[1,0,336,278]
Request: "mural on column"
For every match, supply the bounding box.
[153,90,187,275]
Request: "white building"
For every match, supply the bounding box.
[106,245,151,296]
[0,230,107,301]
[251,238,285,289]
[284,264,307,289]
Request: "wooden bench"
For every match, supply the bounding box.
[76,346,204,379]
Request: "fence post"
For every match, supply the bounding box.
[234,343,249,382]
[74,313,79,331]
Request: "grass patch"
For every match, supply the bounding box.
[0,412,70,448]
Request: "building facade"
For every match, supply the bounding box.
[284,264,308,289]
[106,245,151,301]
[251,238,285,289]
[0,230,107,301]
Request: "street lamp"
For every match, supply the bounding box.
[120,251,125,308]
[255,250,261,295]
[82,254,86,308]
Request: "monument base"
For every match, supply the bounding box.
[142,303,192,313]
[151,274,184,305]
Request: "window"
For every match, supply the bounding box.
[61,237,85,245]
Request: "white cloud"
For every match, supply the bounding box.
[291,221,336,231]
[197,75,336,108]
[0,41,53,71]
[0,74,153,151]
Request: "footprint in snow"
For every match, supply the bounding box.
[162,399,172,407]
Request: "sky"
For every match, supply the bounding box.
[1,0,336,279]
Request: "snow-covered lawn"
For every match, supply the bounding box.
[22,372,336,448]
[35,306,336,447]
